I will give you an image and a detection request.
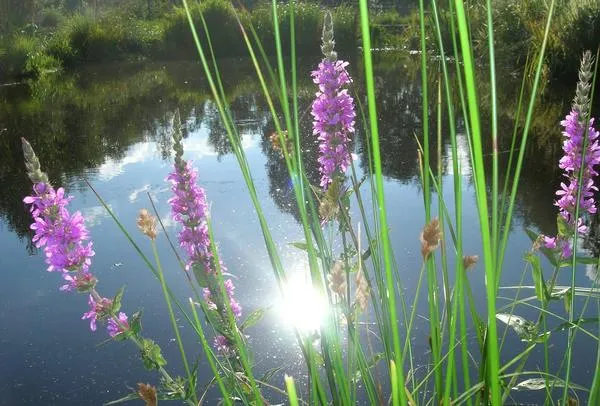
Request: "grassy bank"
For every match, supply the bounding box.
[399,0,600,79]
[0,0,402,80]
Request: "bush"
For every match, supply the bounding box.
[38,8,65,30]
[163,0,251,59]
[252,2,356,56]
[0,34,60,78]
[47,14,164,65]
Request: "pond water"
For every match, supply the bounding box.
[0,55,599,405]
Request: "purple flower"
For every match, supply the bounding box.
[81,294,112,332]
[311,58,356,188]
[555,112,600,224]
[213,335,230,355]
[107,312,129,337]
[167,152,243,351]
[167,161,212,271]
[543,113,600,257]
[24,183,95,278]
[60,271,97,293]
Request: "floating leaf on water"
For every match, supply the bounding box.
[512,377,587,392]
[496,313,543,342]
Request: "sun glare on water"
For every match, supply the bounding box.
[278,271,329,333]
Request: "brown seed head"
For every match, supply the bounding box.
[137,209,157,240]
[463,255,479,271]
[354,267,369,313]
[137,383,157,406]
[420,218,441,259]
[328,260,347,299]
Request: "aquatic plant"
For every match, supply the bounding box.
[18,0,600,404]
[311,12,356,189]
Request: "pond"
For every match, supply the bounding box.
[0,55,598,404]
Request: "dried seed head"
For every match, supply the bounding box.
[269,130,292,157]
[137,209,157,240]
[21,138,50,185]
[354,267,369,313]
[420,218,441,259]
[463,255,479,271]
[328,260,347,299]
[137,383,157,406]
[321,11,337,61]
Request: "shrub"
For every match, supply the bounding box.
[38,8,65,30]
[0,34,60,78]
[163,0,251,59]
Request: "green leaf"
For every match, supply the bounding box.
[557,215,570,238]
[192,262,209,288]
[141,338,167,370]
[564,288,573,314]
[552,317,600,333]
[559,256,600,267]
[111,286,126,315]
[525,228,557,266]
[525,253,548,304]
[289,241,309,251]
[240,307,269,331]
[130,310,143,336]
[103,391,140,405]
[259,366,285,383]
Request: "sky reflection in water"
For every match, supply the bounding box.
[0,59,599,404]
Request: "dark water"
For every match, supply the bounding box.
[0,55,598,405]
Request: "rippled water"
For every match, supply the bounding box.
[0,56,598,404]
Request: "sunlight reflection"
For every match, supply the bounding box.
[278,268,329,333]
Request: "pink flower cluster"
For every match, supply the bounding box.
[311,59,356,188]
[24,181,128,337]
[544,111,600,257]
[167,159,241,353]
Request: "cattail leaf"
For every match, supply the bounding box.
[240,307,268,331]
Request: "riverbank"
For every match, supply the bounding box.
[0,0,403,80]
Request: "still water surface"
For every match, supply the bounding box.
[0,56,598,404]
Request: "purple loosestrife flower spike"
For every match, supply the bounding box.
[167,112,242,352]
[311,13,356,189]
[107,312,129,337]
[81,294,112,332]
[543,51,600,257]
[24,184,95,276]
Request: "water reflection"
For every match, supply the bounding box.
[277,267,329,333]
[1,55,598,404]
